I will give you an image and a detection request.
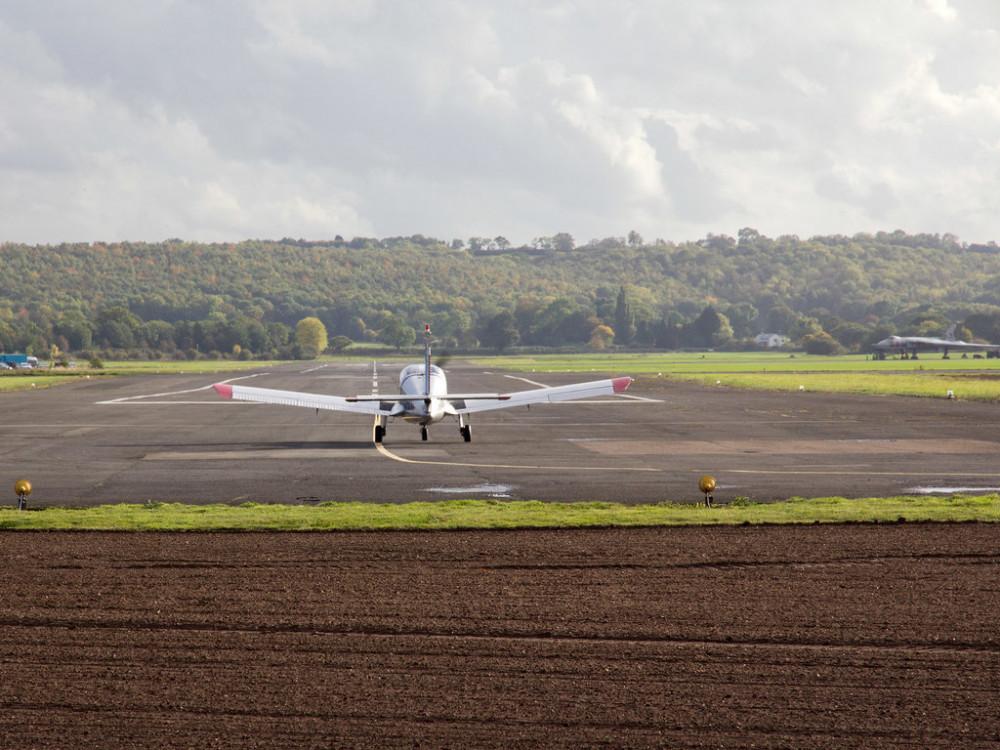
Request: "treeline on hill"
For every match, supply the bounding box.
[2,228,1000,361]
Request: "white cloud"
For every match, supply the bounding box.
[0,0,998,245]
[925,0,958,21]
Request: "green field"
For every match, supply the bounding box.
[479,351,1000,401]
[481,350,1000,374]
[1,496,997,530]
[8,350,1000,400]
[0,374,78,391]
[0,358,305,391]
[0,356,384,398]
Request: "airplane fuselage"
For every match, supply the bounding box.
[397,363,449,425]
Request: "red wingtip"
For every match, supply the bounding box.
[214,383,234,399]
[612,376,633,393]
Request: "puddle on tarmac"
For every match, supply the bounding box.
[910,486,1000,494]
[423,483,515,498]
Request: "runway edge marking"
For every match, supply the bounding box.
[96,374,264,404]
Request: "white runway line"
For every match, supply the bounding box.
[96,374,264,404]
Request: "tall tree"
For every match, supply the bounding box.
[614,286,635,346]
[482,311,520,353]
[552,232,575,252]
[378,316,416,350]
[688,305,733,348]
[295,317,328,358]
[588,324,614,350]
[96,306,141,349]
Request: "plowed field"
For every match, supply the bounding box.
[2,525,998,748]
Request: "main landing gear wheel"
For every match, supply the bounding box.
[460,425,472,442]
[374,425,385,443]
[420,427,429,441]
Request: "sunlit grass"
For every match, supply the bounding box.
[0,496,997,531]
[675,371,1000,400]
[477,352,1000,401]
[0,375,78,391]
[9,351,1000,400]
[481,350,1000,374]
[84,359,287,374]
[0,357,330,391]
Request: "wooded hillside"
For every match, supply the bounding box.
[2,230,999,358]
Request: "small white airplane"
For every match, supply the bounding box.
[213,325,633,443]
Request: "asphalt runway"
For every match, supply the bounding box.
[3,360,1000,506]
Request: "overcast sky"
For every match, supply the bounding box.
[1,0,998,246]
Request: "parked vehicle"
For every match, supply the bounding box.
[0,354,39,369]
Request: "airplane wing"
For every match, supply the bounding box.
[448,376,633,414]
[214,376,633,415]
[942,341,1000,351]
[909,338,1000,352]
[213,383,398,415]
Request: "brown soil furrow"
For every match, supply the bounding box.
[2,526,998,749]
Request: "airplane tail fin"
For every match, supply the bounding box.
[423,324,433,397]
[945,323,958,341]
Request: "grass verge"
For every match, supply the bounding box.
[480,352,1000,401]
[0,360,284,392]
[8,352,1000,400]
[0,496,997,531]
[0,376,78,392]
[671,371,1000,400]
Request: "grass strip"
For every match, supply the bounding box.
[9,352,1000,400]
[0,376,78,391]
[671,372,1000,400]
[479,352,1000,401]
[481,351,1000,373]
[0,496,997,531]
